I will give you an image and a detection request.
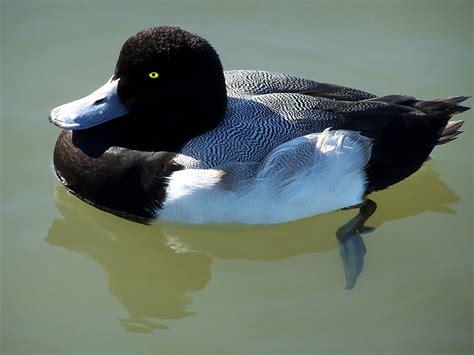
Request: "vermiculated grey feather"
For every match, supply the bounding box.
[178,70,376,168]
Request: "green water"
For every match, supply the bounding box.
[1,1,472,354]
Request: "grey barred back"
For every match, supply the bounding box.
[179,70,375,168]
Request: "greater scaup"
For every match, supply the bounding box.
[49,26,469,224]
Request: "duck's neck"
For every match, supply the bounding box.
[70,113,183,157]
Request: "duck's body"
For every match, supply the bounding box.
[50,26,469,224]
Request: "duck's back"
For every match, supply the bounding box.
[179,70,375,168]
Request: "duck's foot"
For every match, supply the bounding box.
[336,199,377,290]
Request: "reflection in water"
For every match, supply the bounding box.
[368,162,459,225]
[46,162,459,333]
[47,203,212,333]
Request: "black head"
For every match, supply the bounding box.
[50,26,227,152]
[114,26,227,150]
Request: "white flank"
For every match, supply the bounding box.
[159,129,373,224]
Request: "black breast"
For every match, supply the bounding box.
[53,130,182,222]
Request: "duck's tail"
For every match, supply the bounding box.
[437,118,465,145]
[339,95,470,193]
[411,97,469,146]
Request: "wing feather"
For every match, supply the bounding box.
[225,70,376,101]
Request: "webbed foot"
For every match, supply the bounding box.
[336,199,377,289]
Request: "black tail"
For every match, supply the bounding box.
[337,95,470,193]
[409,96,469,146]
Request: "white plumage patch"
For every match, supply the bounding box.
[159,130,372,224]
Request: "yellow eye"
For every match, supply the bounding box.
[148,72,159,79]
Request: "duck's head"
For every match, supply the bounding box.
[49,26,227,150]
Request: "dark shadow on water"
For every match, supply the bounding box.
[46,162,459,333]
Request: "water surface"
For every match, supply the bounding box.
[1,1,472,354]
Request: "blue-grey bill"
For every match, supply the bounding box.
[49,77,129,130]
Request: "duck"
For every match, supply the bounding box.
[49,25,470,224]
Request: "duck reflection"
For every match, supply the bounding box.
[46,162,458,333]
[47,196,212,332]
